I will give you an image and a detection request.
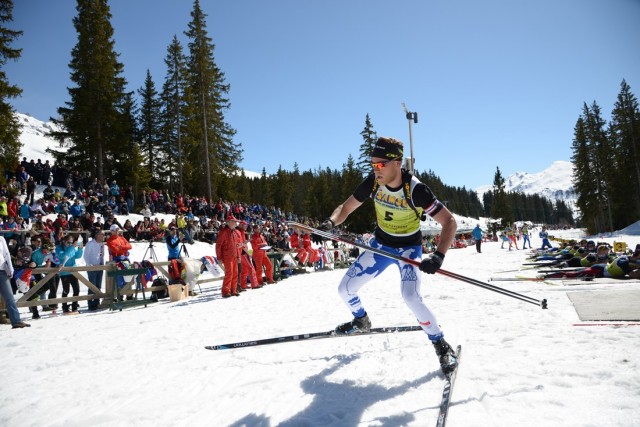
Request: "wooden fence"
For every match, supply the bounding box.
[1,245,354,318]
[11,260,223,311]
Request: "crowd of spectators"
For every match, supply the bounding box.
[1,157,318,253]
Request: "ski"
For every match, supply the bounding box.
[205,325,423,350]
[489,276,549,282]
[436,345,462,427]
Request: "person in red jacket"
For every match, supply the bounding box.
[289,229,309,265]
[7,196,18,218]
[215,215,242,298]
[106,224,132,260]
[250,224,275,286]
[301,231,320,266]
[237,220,258,290]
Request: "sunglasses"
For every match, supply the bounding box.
[371,159,396,170]
[65,241,74,245]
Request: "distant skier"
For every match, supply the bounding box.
[317,136,459,375]
[472,224,483,253]
[539,226,553,249]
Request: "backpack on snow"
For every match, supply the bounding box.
[151,277,169,299]
[168,259,186,285]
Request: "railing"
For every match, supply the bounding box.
[11,260,224,311]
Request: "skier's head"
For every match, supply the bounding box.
[371,136,404,161]
[596,245,610,260]
[371,137,404,186]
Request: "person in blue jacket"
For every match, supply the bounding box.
[165,226,183,260]
[471,224,483,253]
[539,226,553,250]
[18,200,31,224]
[69,199,83,219]
[55,236,84,314]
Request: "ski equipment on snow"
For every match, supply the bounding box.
[436,345,462,427]
[205,325,423,350]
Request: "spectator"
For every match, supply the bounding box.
[18,200,31,224]
[0,196,7,219]
[109,180,120,198]
[83,229,106,311]
[7,196,18,218]
[165,226,183,261]
[16,166,29,194]
[3,216,25,247]
[237,220,258,291]
[106,224,131,261]
[176,214,194,244]
[42,185,54,201]
[250,224,274,286]
[30,239,58,313]
[67,216,84,242]
[63,185,76,200]
[139,204,152,218]
[215,215,242,298]
[472,224,483,254]
[137,217,156,241]
[0,235,30,328]
[25,176,36,205]
[69,199,83,219]
[55,235,83,314]
[121,219,135,241]
[30,198,46,218]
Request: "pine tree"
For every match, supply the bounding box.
[137,69,163,187]
[119,91,149,204]
[357,114,377,174]
[571,117,597,231]
[272,166,294,213]
[341,155,375,233]
[160,35,189,194]
[184,0,241,200]
[581,102,613,232]
[49,0,130,183]
[0,0,22,181]
[490,167,513,226]
[608,80,640,226]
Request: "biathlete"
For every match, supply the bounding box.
[316,136,459,375]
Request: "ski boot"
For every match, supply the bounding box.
[335,313,371,335]
[432,337,458,375]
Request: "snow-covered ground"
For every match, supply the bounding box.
[1,226,639,427]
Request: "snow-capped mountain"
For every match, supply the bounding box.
[475,160,576,205]
[15,112,63,162]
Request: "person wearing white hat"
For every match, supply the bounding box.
[106,224,131,260]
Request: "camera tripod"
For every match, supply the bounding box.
[179,242,189,258]
[142,240,159,262]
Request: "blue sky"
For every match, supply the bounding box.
[6,0,640,190]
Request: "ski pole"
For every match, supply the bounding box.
[288,222,548,309]
[441,270,547,308]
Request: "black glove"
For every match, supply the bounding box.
[419,251,445,274]
[317,219,335,232]
[313,219,334,242]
